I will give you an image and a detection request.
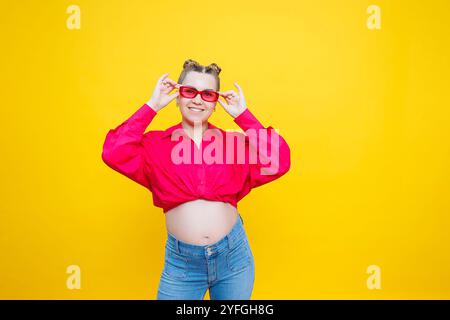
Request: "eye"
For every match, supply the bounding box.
[204,91,215,97]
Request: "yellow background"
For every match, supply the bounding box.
[1,0,449,299]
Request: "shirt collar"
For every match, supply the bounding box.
[161,121,222,139]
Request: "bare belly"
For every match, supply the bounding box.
[165,199,239,245]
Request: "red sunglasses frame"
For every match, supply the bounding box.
[177,85,220,102]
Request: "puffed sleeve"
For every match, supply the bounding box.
[101,103,157,190]
[233,108,291,190]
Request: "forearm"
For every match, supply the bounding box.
[102,103,157,165]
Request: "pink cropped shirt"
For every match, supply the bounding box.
[102,103,291,213]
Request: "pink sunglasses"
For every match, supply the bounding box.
[178,85,220,102]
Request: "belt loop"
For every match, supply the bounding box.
[175,239,180,253]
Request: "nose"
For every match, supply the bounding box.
[192,94,203,104]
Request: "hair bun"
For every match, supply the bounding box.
[183,59,200,69]
[207,63,221,75]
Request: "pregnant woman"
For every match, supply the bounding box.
[102,59,291,300]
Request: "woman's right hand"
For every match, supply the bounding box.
[146,72,180,112]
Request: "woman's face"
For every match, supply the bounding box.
[177,71,218,125]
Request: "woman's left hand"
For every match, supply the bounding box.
[218,82,248,118]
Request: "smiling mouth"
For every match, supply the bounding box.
[188,106,205,112]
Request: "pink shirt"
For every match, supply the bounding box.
[102,103,291,213]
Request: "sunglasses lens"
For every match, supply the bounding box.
[180,87,197,98]
[202,91,219,102]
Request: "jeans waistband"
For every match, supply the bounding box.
[166,213,245,257]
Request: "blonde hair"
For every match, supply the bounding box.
[177,59,222,91]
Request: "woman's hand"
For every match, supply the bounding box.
[218,82,248,118]
[147,72,180,112]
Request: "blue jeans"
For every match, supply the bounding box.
[157,214,255,300]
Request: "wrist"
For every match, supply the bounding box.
[233,107,247,119]
[146,100,158,112]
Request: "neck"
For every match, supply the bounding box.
[181,120,209,139]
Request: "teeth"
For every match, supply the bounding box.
[189,107,204,112]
